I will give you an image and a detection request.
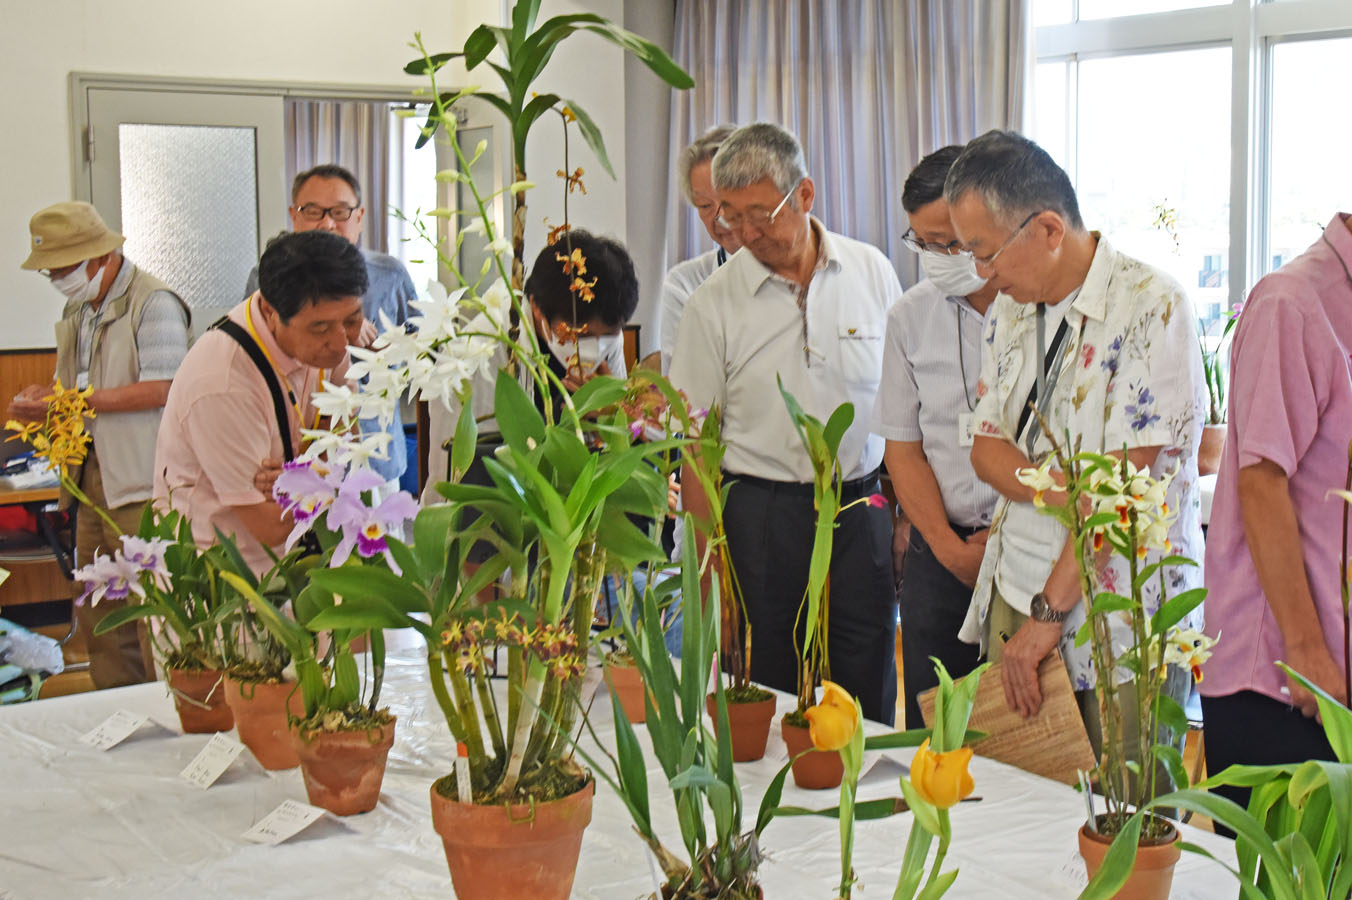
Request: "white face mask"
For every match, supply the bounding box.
[543,328,622,374]
[919,249,987,298]
[50,261,103,304]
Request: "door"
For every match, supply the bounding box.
[82,87,285,333]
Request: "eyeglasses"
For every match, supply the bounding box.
[295,203,359,222]
[961,210,1041,267]
[901,228,964,256]
[715,184,797,232]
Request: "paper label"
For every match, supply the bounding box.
[179,733,246,789]
[958,412,976,448]
[1054,849,1089,889]
[79,709,148,750]
[242,799,326,845]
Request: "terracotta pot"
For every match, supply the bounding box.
[706,692,776,762]
[429,777,594,900]
[223,675,304,770]
[167,668,234,734]
[1078,816,1181,900]
[780,718,844,790]
[605,661,646,723]
[1198,423,1226,476]
[290,717,396,815]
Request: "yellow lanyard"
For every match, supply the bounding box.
[245,297,324,435]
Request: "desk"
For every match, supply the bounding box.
[0,646,1237,899]
[0,484,59,506]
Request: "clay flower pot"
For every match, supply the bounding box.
[1078,815,1181,900]
[780,717,844,790]
[291,717,396,816]
[706,692,776,762]
[605,660,647,723]
[429,777,594,900]
[167,667,233,734]
[1197,423,1226,476]
[223,674,304,770]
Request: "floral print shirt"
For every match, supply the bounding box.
[958,235,1207,690]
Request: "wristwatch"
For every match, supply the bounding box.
[1029,592,1070,624]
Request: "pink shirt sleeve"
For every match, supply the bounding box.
[180,388,275,507]
[1229,296,1324,477]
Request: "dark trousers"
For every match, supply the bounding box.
[723,473,898,724]
[898,526,982,729]
[1202,690,1336,835]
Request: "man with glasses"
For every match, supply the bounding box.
[670,122,902,724]
[244,164,415,489]
[872,146,999,728]
[658,125,742,374]
[946,132,1205,771]
[11,201,190,689]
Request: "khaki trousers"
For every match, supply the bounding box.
[74,445,154,689]
[986,592,1190,798]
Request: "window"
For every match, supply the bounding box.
[1033,0,1352,325]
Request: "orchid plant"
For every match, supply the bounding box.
[1015,443,1214,842]
[778,380,888,721]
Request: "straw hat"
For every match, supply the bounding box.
[21,201,124,271]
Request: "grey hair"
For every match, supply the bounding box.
[943,130,1084,231]
[677,124,737,204]
[710,122,808,195]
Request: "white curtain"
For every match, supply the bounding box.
[667,0,1032,288]
[284,99,392,253]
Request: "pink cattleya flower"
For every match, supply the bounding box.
[326,467,419,573]
[74,551,146,608]
[274,459,344,550]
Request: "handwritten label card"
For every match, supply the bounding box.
[241,799,326,845]
[1054,849,1089,889]
[78,710,149,750]
[179,733,246,789]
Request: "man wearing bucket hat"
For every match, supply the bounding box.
[11,200,190,689]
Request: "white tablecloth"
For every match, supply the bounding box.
[0,644,1238,899]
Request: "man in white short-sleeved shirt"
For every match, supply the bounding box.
[872,146,999,728]
[658,125,742,374]
[671,123,902,724]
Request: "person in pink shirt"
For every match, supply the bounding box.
[1201,213,1352,811]
[153,230,365,574]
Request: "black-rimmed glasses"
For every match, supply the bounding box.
[296,203,359,222]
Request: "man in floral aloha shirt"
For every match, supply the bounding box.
[945,131,1206,772]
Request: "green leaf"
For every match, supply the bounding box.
[609,683,651,833]
[403,51,464,76]
[570,372,628,416]
[450,396,479,482]
[1148,586,1208,635]
[1154,691,1189,737]
[493,368,546,457]
[306,598,413,634]
[306,566,427,616]
[464,24,509,71]
[560,99,614,178]
[1153,742,1189,791]
[1079,810,1144,900]
[511,0,542,43]
[1089,591,1135,615]
[92,602,163,635]
[1280,664,1352,763]
[822,401,855,458]
[897,775,942,838]
[331,650,360,708]
[595,512,665,568]
[577,21,693,89]
[756,759,795,836]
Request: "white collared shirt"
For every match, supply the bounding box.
[870,278,999,528]
[659,247,723,374]
[670,218,901,482]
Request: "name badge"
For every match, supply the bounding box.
[958,412,976,448]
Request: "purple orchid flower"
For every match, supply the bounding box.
[325,467,419,574]
[73,551,147,608]
[119,535,174,591]
[274,460,344,550]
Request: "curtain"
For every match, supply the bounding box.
[284,99,392,253]
[668,0,1032,288]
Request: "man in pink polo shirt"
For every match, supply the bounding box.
[154,230,366,574]
[1202,213,1352,808]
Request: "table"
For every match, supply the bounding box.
[0,643,1239,899]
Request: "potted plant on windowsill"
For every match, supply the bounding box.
[777,381,887,789]
[1197,307,1240,475]
[1016,442,1213,899]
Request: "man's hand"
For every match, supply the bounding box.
[7,384,51,422]
[254,457,283,497]
[356,317,378,349]
[1000,617,1062,718]
[1283,639,1348,719]
[934,528,989,588]
[562,359,611,394]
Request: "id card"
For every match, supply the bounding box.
[958,412,976,448]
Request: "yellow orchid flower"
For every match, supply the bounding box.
[910,737,975,808]
[805,680,859,752]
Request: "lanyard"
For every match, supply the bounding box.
[956,304,974,412]
[245,298,324,434]
[1019,303,1071,458]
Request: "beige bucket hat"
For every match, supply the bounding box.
[21,201,124,271]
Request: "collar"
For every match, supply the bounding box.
[1323,213,1352,273]
[247,292,306,379]
[731,215,839,296]
[1004,231,1112,330]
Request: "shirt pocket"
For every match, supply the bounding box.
[837,323,884,384]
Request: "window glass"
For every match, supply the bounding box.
[1034,0,1073,26]
[1071,47,1232,332]
[1266,36,1352,276]
[1035,61,1071,172]
[1078,0,1228,19]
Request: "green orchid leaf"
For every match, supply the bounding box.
[1148,586,1208,635]
[559,98,614,178]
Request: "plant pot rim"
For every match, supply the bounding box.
[293,712,397,744]
[1080,814,1180,848]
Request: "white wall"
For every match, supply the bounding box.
[0,0,666,352]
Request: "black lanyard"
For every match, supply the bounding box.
[1016,304,1071,456]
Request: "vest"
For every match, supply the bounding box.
[54,263,191,509]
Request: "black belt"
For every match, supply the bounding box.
[949,521,986,539]
[727,469,881,500]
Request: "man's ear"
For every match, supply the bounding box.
[256,294,282,330]
[798,177,816,216]
[1038,210,1068,253]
